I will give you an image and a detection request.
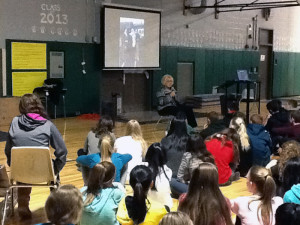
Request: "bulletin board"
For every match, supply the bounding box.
[11,42,46,70]
[12,72,47,96]
[10,41,47,97]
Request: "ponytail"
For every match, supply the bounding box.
[100,134,114,162]
[84,162,115,206]
[259,175,276,225]
[127,165,152,224]
[229,117,250,150]
[248,166,276,225]
[132,182,147,224]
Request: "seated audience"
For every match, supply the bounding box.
[80,161,125,225]
[265,100,291,131]
[272,110,300,142]
[230,116,251,176]
[161,114,189,178]
[157,74,197,128]
[205,128,240,185]
[114,119,148,179]
[247,114,272,167]
[200,111,226,140]
[144,143,173,208]
[170,134,215,196]
[76,134,132,183]
[117,165,168,225]
[178,163,232,225]
[5,93,67,219]
[80,115,115,155]
[275,203,300,225]
[222,101,240,127]
[266,140,300,196]
[284,99,299,111]
[282,157,300,204]
[230,166,283,225]
[159,212,193,225]
[264,100,290,153]
[36,185,83,225]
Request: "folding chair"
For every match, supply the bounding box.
[156,91,174,130]
[1,147,58,225]
[0,165,13,225]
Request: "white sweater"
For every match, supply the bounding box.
[114,136,143,178]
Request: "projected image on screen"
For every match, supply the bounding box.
[104,7,160,69]
[119,18,144,67]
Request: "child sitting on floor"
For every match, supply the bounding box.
[36,185,83,225]
[247,114,272,167]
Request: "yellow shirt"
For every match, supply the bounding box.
[117,196,168,225]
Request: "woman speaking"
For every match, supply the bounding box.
[157,74,197,128]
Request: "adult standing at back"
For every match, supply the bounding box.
[5,93,67,219]
[114,120,147,179]
[157,74,197,128]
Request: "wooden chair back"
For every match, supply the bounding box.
[10,147,56,185]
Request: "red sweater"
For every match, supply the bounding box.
[205,138,234,184]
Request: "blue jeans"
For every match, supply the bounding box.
[170,178,188,198]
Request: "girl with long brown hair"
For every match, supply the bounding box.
[80,161,125,225]
[5,93,67,219]
[178,162,233,225]
[230,166,283,225]
[170,134,215,196]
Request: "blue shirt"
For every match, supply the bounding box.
[76,153,132,182]
[80,183,125,225]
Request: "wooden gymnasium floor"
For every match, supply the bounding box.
[0,102,268,225]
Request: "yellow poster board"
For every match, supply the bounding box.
[12,72,47,97]
[12,42,46,70]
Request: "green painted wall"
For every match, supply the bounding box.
[6,40,101,116]
[6,42,299,115]
[273,51,300,98]
[152,47,260,106]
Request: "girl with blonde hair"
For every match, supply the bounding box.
[230,116,252,176]
[114,119,148,179]
[230,166,283,225]
[230,117,250,150]
[76,134,132,183]
[125,119,148,156]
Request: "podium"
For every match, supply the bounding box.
[217,80,261,124]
